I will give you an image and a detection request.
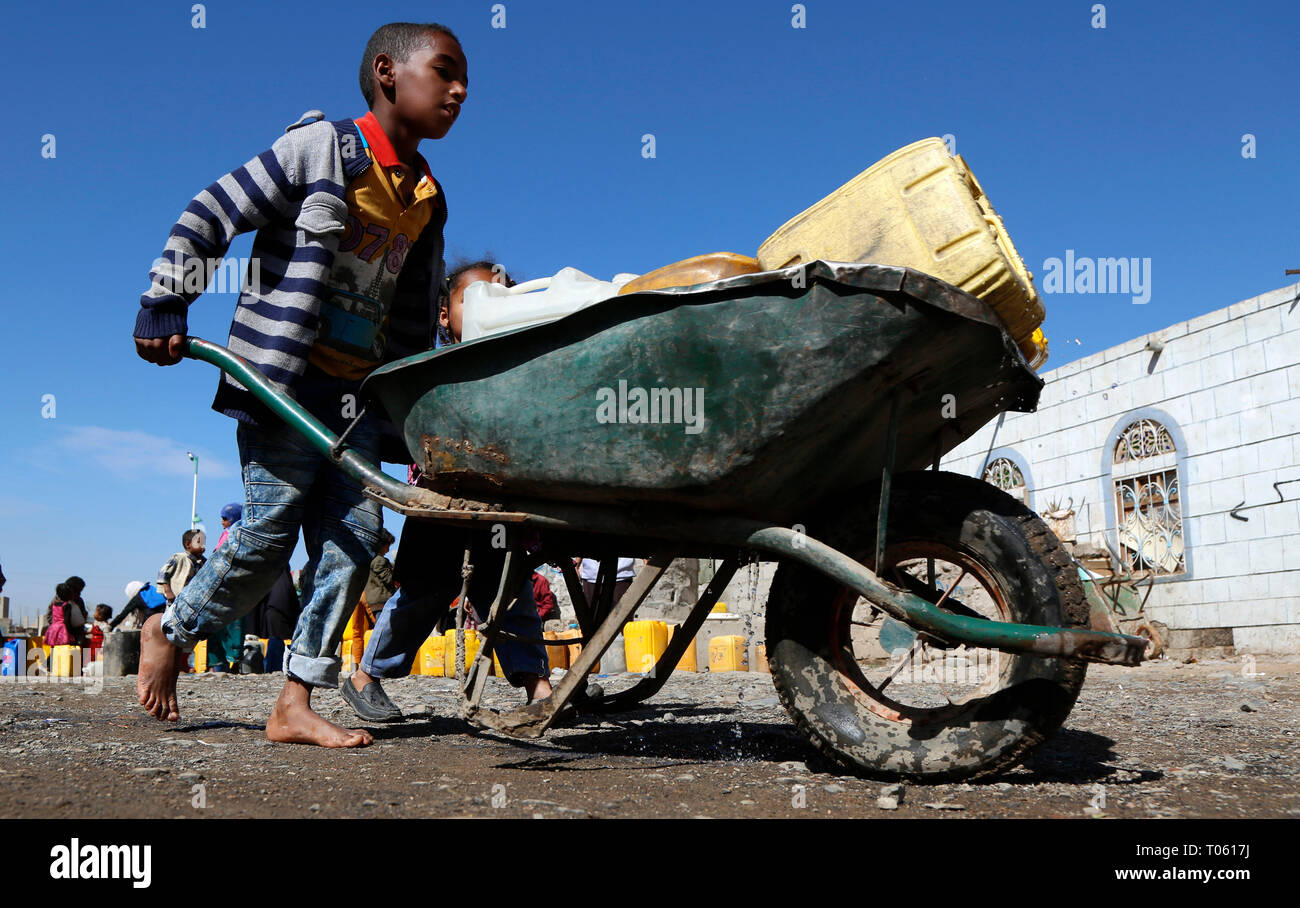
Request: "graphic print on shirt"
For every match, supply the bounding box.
[310,114,440,381]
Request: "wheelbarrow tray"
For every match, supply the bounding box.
[363,262,1042,521]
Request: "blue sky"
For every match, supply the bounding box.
[0,0,1296,623]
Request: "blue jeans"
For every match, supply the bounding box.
[360,520,547,684]
[162,410,382,689]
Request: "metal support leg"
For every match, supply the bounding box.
[876,394,901,572]
[461,545,527,716]
[466,552,677,737]
[586,556,740,712]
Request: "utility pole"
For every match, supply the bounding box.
[187,452,200,528]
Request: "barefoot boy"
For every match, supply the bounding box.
[131,22,468,747]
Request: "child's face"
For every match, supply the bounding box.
[187,533,206,556]
[391,32,468,141]
[440,266,498,343]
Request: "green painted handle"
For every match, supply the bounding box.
[182,337,412,503]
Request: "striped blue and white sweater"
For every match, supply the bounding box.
[134,115,447,426]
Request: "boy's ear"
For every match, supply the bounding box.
[373,52,397,95]
[438,307,450,328]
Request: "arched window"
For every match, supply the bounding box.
[982,456,1028,504]
[1111,418,1185,575]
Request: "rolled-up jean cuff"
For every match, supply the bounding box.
[160,605,201,652]
[284,651,341,689]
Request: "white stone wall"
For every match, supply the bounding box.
[943,282,1300,653]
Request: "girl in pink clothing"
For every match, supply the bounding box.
[44,583,76,646]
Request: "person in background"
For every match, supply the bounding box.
[578,558,637,608]
[533,569,560,624]
[110,581,168,631]
[244,565,302,673]
[46,577,89,645]
[365,530,398,614]
[158,530,207,604]
[160,529,239,672]
[45,583,78,646]
[215,503,242,552]
[90,605,113,649]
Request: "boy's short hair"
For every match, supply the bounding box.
[95,604,113,621]
[379,529,396,547]
[359,22,461,108]
[182,528,202,548]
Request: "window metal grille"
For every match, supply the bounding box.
[1112,420,1185,575]
[982,457,1027,503]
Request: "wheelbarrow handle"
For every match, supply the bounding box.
[182,337,411,503]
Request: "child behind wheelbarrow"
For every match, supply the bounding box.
[342,262,554,722]
[131,22,467,747]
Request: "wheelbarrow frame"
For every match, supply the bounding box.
[183,325,1146,739]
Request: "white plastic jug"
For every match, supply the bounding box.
[459,267,638,341]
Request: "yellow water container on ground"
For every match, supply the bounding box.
[711,602,728,613]
[557,628,598,673]
[757,137,1044,346]
[193,639,208,672]
[709,635,749,672]
[668,624,697,672]
[618,252,761,295]
[624,620,669,673]
[51,645,81,677]
[341,611,363,673]
[754,644,770,674]
[416,634,444,677]
[442,629,498,676]
[27,637,48,673]
[544,630,569,672]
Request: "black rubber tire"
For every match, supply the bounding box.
[766,471,1089,782]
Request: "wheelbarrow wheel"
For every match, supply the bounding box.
[766,471,1089,782]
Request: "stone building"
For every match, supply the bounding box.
[942,281,1300,654]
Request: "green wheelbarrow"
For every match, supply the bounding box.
[186,261,1144,782]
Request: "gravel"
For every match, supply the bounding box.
[0,657,1295,818]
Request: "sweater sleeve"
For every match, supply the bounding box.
[134,130,313,339]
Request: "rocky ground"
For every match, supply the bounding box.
[0,656,1295,819]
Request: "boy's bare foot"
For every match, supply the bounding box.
[137,613,185,721]
[266,677,374,748]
